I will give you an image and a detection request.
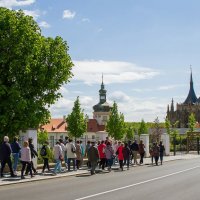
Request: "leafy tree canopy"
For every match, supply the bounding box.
[66,97,87,139]
[138,119,148,136]
[37,130,49,145]
[0,8,73,138]
[188,113,196,132]
[106,102,126,140]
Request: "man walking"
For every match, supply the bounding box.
[88,141,99,175]
[11,136,21,175]
[0,136,16,177]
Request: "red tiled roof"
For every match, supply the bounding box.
[87,119,105,132]
[40,119,67,133]
[41,118,105,133]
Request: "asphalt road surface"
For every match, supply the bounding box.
[1,158,200,200]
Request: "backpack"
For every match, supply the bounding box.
[71,144,76,153]
[40,145,47,157]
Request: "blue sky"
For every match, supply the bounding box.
[1,0,200,122]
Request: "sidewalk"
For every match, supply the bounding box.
[0,154,199,186]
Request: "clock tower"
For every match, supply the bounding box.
[93,75,112,125]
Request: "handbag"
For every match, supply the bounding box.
[59,155,64,161]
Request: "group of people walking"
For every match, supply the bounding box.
[87,138,165,175]
[0,135,165,178]
[0,136,38,179]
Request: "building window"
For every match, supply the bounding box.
[50,136,54,148]
[103,116,107,121]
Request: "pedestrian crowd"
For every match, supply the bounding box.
[0,135,165,178]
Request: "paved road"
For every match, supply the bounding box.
[1,158,200,200]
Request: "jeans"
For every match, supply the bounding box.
[107,159,113,169]
[124,158,130,168]
[53,159,61,173]
[90,161,97,175]
[12,153,20,172]
[68,158,76,171]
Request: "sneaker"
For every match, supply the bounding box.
[21,176,25,179]
[11,174,17,177]
[52,172,57,176]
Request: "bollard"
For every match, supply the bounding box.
[173,136,176,156]
[197,137,200,155]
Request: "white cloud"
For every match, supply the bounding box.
[23,9,40,20]
[0,0,35,9]
[110,91,130,102]
[63,10,76,19]
[38,21,50,28]
[73,60,159,85]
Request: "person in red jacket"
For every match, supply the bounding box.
[117,142,124,171]
[98,140,106,170]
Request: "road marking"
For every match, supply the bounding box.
[74,166,200,200]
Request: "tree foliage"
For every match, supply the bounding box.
[37,130,49,145]
[0,8,73,138]
[106,102,126,140]
[188,113,196,132]
[164,117,179,136]
[125,125,134,141]
[151,117,163,142]
[138,119,148,137]
[66,97,87,139]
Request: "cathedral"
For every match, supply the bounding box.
[167,71,200,128]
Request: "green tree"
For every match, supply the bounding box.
[125,125,134,141]
[188,113,196,132]
[0,8,73,138]
[151,117,163,142]
[37,130,48,145]
[106,102,126,140]
[138,119,148,138]
[165,118,179,136]
[66,97,87,139]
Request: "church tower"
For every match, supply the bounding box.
[167,69,200,128]
[93,75,112,125]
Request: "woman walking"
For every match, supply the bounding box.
[105,142,114,172]
[117,143,124,171]
[138,140,145,165]
[20,141,33,179]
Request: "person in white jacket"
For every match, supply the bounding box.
[66,139,77,171]
[20,141,33,179]
[53,141,63,175]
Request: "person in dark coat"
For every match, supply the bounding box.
[25,138,38,175]
[152,142,160,166]
[11,136,21,175]
[159,141,165,165]
[0,136,16,177]
[130,140,139,165]
[88,141,99,175]
[123,143,131,170]
[138,140,145,164]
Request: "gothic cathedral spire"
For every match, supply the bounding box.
[184,67,197,104]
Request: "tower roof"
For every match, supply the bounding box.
[184,70,197,104]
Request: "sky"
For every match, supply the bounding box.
[1,0,200,122]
